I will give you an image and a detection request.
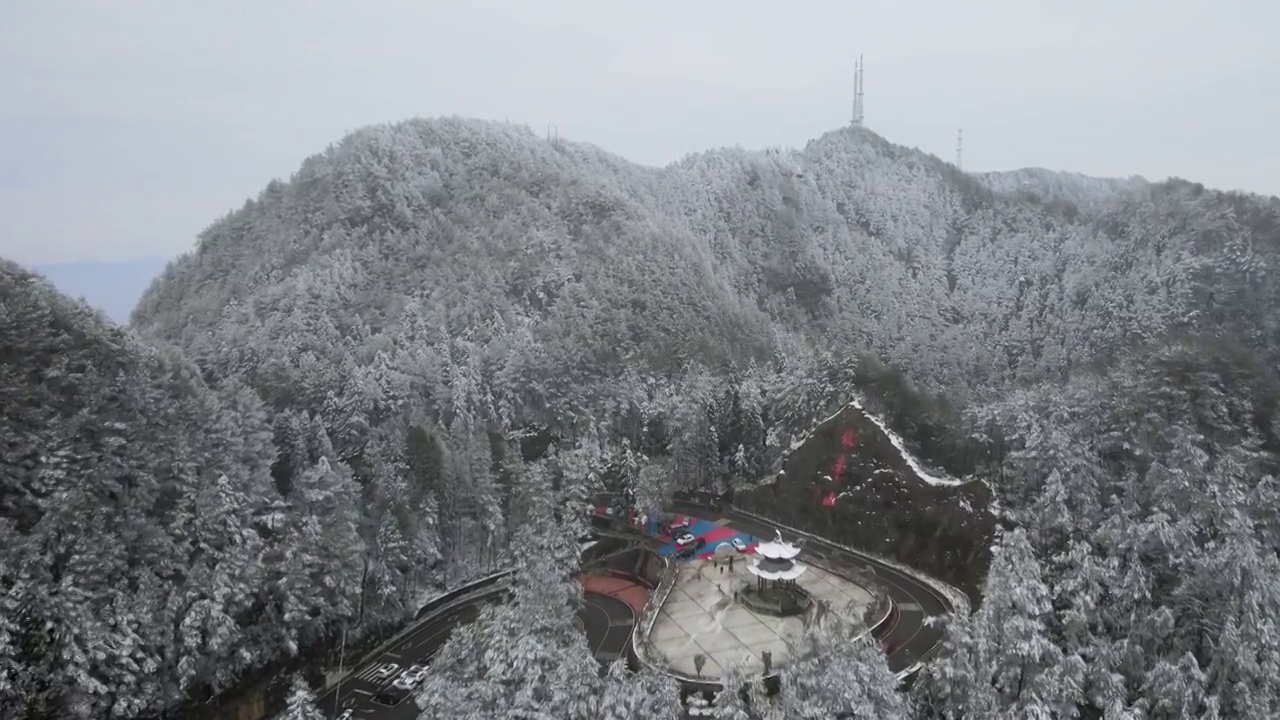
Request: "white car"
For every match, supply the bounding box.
[371,663,399,681]
[392,664,429,691]
[337,711,354,720]
[731,537,748,552]
[674,532,697,548]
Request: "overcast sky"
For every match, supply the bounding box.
[3,0,1277,265]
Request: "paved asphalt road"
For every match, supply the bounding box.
[579,591,636,665]
[315,588,634,719]
[670,500,955,675]
[315,601,491,719]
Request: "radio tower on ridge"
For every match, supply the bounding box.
[956,129,963,170]
[851,55,865,127]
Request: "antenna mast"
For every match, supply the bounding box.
[956,129,963,170]
[851,55,865,126]
[859,54,864,125]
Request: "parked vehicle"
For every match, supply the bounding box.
[392,664,429,691]
[731,538,748,552]
[372,663,399,681]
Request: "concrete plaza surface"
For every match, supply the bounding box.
[647,557,875,679]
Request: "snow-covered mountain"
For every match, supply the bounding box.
[6,116,1280,718]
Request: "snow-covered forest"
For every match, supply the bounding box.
[3,116,1279,718]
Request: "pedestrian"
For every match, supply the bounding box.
[720,564,724,575]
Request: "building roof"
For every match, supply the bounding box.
[754,538,802,560]
[752,555,799,573]
[747,559,808,581]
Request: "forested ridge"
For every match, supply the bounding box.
[3,115,1280,718]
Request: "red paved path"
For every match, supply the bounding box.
[578,572,650,615]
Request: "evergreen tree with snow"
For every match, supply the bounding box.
[415,451,603,719]
[778,614,907,719]
[276,674,324,720]
[595,661,683,719]
[713,663,755,720]
[913,527,1067,718]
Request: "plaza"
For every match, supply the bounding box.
[646,552,876,679]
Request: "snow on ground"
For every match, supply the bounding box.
[787,402,853,453]
[647,558,874,680]
[847,398,968,487]
[783,399,969,487]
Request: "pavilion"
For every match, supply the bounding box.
[747,534,807,592]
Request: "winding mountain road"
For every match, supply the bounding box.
[314,583,637,719]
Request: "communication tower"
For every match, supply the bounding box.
[851,55,865,126]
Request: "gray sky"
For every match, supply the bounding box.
[3,0,1278,265]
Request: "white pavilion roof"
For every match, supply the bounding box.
[748,560,808,581]
[754,538,801,560]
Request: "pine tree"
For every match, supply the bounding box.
[915,527,1067,718]
[713,663,755,720]
[269,411,309,496]
[280,457,365,638]
[595,661,682,719]
[276,674,324,720]
[0,521,23,715]
[414,451,601,719]
[778,614,906,719]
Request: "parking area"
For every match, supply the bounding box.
[651,516,760,561]
[591,506,760,562]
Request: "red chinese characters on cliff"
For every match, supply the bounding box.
[815,426,859,508]
[831,454,846,481]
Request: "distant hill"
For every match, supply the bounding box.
[975,166,1148,213]
[132,118,1280,442]
[33,256,172,324]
